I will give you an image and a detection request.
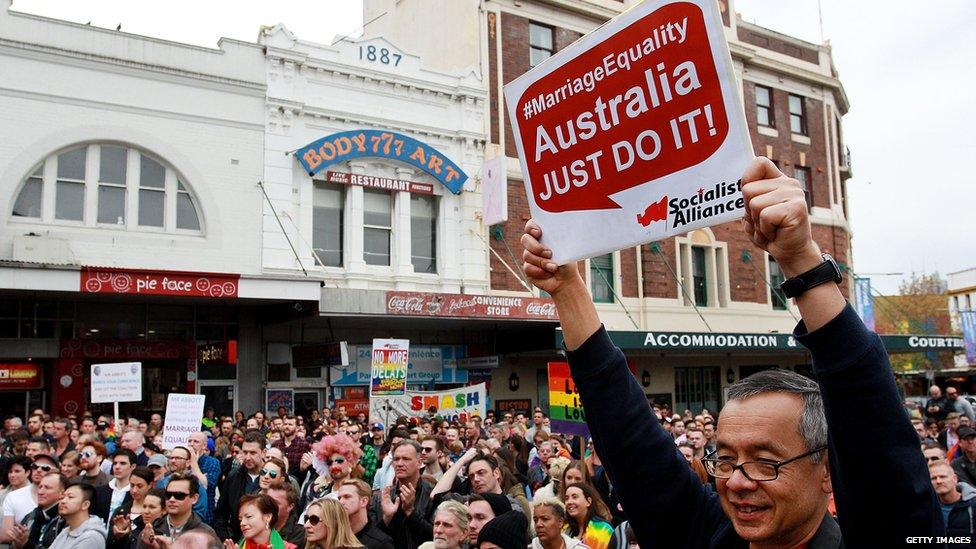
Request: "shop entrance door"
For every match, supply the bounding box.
[198,381,237,419]
[294,391,320,419]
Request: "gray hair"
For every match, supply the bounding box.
[435,499,470,531]
[726,369,827,463]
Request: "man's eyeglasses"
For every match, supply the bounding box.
[420,446,435,454]
[80,451,96,459]
[30,464,54,472]
[306,515,323,526]
[927,455,943,462]
[326,457,346,466]
[165,491,190,501]
[260,468,279,478]
[702,446,827,482]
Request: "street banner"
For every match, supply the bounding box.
[547,362,590,437]
[368,383,487,424]
[90,362,142,403]
[370,339,409,396]
[266,389,294,415]
[504,0,753,263]
[962,310,976,365]
[481,155,508,226]
[854,277,876,332]
[162,393,206,450]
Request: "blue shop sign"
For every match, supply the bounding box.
[295,129,468,194]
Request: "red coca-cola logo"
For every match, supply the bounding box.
[526,302,557,317]
[387,296,425,313]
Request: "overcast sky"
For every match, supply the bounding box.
[10,0,975,294]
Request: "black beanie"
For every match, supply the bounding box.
[480,493,513,517]
[477,511,529,549]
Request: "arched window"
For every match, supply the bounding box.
[11,143,202,233]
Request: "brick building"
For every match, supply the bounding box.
[364,0,895,414]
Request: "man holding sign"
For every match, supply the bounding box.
[519,157,941,547]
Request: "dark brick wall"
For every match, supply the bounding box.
[737,27,820,64]
[620,247,638,298]
[743,82,830,210]
[501,12,530,159]
[642,240,678,299]
[488,12,500,144]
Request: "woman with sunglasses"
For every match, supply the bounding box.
[108,486,165,549]
[259,457,289,492]
[299,434,362,511]
[222,493,298,549]
[303,498,363,549]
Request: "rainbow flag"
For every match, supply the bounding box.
[548,362,590,437]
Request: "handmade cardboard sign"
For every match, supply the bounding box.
[504,0,753,263]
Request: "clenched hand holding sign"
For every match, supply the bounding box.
[505,0,753,264]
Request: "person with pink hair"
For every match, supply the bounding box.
[298,434,363,513]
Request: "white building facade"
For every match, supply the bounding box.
[0,1,319,418]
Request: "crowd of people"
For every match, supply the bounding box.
[0,401,663,549]
[0,157,963,548]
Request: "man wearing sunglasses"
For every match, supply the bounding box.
[139,473,216,548]
[76,442,110,488]
[520,157,942,547]
[1,454,60,541]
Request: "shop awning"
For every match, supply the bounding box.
[555,329,965,355]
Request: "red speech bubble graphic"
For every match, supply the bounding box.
[513,2,728,213]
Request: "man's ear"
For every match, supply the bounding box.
[820,453,833,495]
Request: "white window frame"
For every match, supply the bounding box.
[10,143,204,235]
[675,231,730,308]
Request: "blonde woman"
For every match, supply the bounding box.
[303,498,363,549]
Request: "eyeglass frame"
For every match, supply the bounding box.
[701,445,828,482]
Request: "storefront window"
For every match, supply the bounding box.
[363,189,392,266]
[674,367,721,414]
[312,181,344,267]
[410,194,437,273]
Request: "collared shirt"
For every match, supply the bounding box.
[273,435,311,475]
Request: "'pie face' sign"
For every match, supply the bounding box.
[505,0,753,264]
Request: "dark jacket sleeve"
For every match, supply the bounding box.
[795,304,944,547]
[214,469,238,540]
[567,327,732,548]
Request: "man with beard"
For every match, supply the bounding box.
[76,441,110,487]
[273,416,310,480]
[214,430,265,542]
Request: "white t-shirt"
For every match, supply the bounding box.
[1,484,36,523]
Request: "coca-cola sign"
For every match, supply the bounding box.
[385,292,558,321]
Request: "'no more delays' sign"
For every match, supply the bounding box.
[505,0,753,263]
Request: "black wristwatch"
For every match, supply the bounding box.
[779,253,843,299]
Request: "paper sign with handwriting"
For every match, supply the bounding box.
[504,0,753,263]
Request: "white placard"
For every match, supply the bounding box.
[481,155,508,226]
[504,0,753,264]
[90,362,143,403]
[162,393,206,450]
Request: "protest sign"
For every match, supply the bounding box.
[504,0,753,263]
[547,362,589,437]
[481,155,508,226]
[162,393,206,450]
[370,338,409,396]
[90,362,142,403]
[368,383,487,424]
[962,310,976,365]
[266,389,294,415]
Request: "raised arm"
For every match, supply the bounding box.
[522,221,727,548]
[740,157,943,545]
